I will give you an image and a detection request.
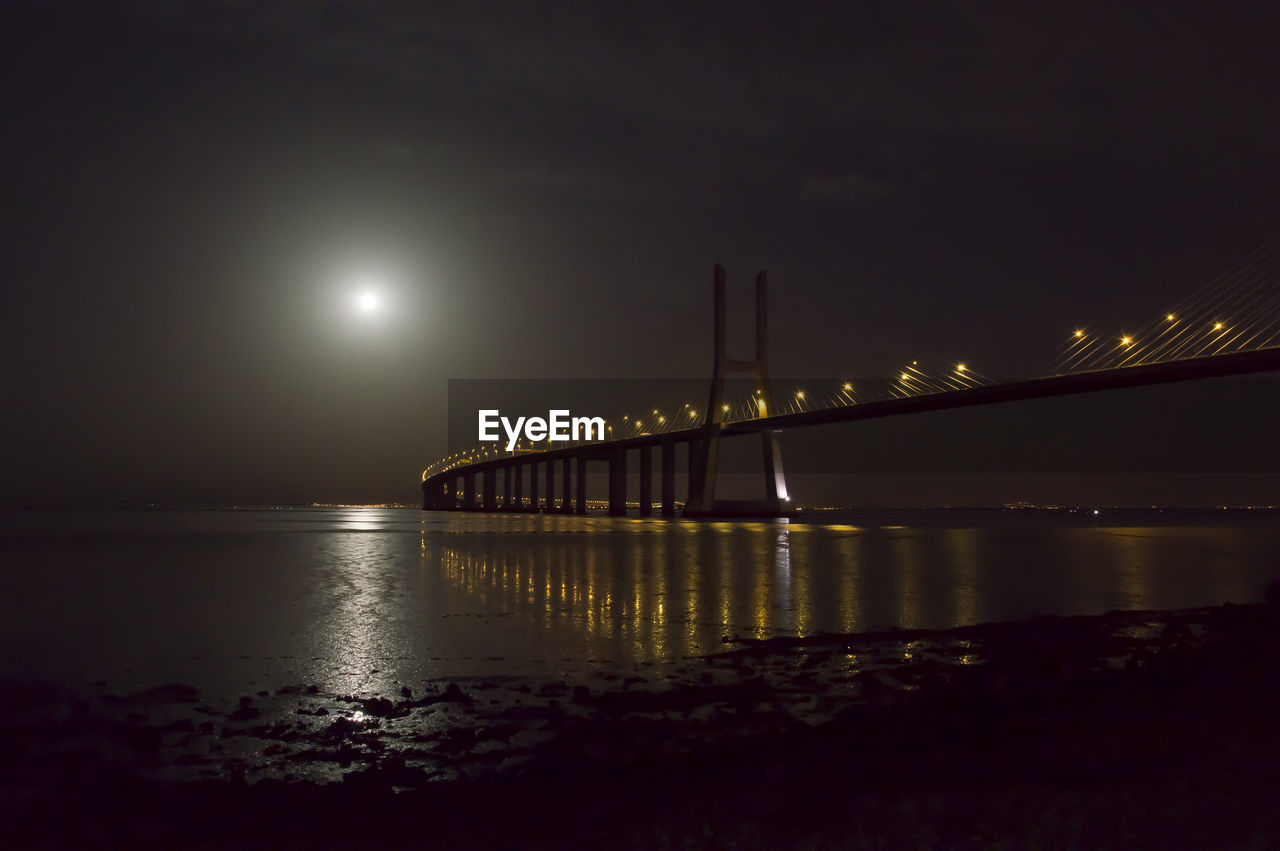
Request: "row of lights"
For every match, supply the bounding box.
[1073,315,1227,346]
[431,371,971,471]
[430,308,1251,478]
[425,365,995,478]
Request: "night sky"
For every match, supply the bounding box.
[5,2,1280,507]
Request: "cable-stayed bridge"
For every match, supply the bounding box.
[423,245,1280,517]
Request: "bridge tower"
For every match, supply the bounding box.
[684,264,791,517]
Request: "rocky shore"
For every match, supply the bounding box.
[4,594,1280,848]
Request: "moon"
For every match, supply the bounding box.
[355,290,379,312]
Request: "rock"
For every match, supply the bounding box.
[441,683,471,703]
[400,685,413,699]
[228,705,260,722]
[572,685,591,703]
[238,695,254,708]
[364,697,395,716]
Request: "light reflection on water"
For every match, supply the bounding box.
[1,508,1279,693]
[308,510,410,693]
[428,513,1280,672]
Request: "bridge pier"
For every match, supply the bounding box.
[639,446,652,516]
[528,462,539,513]
[502,465,512,509]
[685,265,790,518]
[544,459,555,513]
[462,472,476,511]
[482,468,497,511]
[575,456,587,514]
[560,458,571,512]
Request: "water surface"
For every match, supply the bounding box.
[2,507,1277,699]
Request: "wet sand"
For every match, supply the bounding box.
[4,596,1280,848]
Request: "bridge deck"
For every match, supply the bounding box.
[437,347,1280,476]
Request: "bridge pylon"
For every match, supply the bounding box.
[684,264,791,518]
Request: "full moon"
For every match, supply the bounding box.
[356,291,379,312]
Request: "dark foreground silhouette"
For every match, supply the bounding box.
[4,594,1279,848]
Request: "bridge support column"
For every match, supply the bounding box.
[462,472,476,511]
[502,466,512,509]
[528,463,539,513]
[575,457,587,514]
[545,460,555,513]
[561,458,571,512]
[513,463,524,511]
[639,446,652,516]
[762,433,787,504]
[482,468,497,511]
[661,441,676,517]
[608,447,627,516]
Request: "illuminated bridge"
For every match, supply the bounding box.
[423,247,1280,517]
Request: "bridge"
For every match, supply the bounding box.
[423,254,1280,517]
